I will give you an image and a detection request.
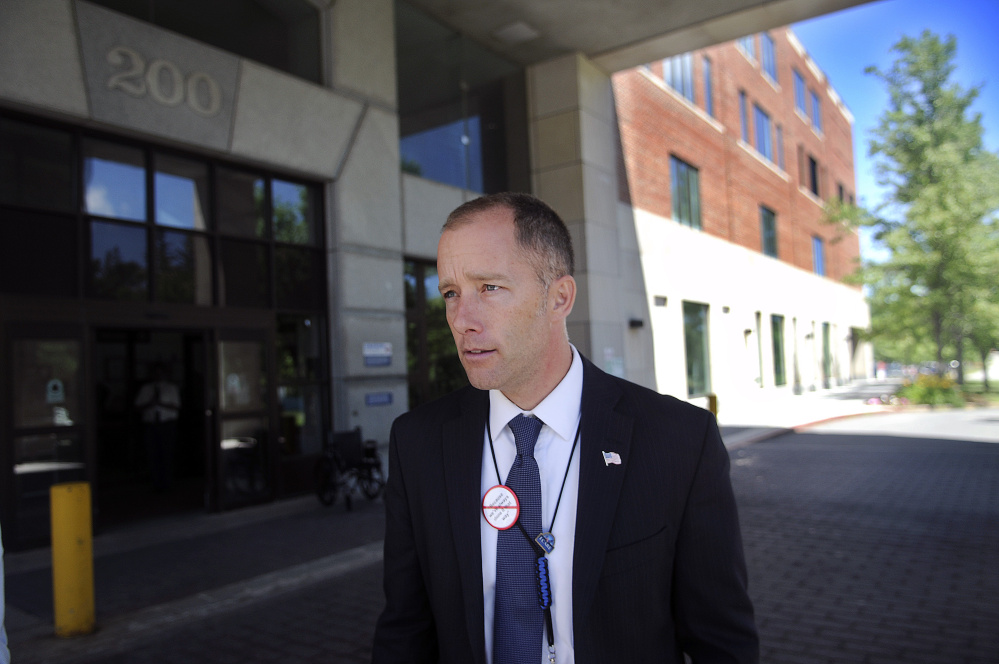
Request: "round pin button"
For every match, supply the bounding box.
[481,485,520,530]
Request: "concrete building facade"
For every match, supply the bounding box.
[0,0,871,548]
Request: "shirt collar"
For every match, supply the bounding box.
[488,344,583,443]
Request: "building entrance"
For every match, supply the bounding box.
[94,329,209,525]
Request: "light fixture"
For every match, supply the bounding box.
[492,21,540,45]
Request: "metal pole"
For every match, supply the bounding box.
[50,482,96,637]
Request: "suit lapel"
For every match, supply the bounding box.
[572,359,633,628]
[442,388,489,664]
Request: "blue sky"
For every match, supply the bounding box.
[792,0,999,260]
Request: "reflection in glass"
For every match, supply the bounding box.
[13,432,86,542]
[84,139,146,221]
[272,179,316,245]
[13,433,85,475]
[154,229,212,305]
[278,385,322,456]
[217,167,266,238]
[90,220,148,300]
[277,315,321,381]
[0,210,78,297]
[220,417,270,501]
[405,260,467,408]
[275,246,321,309]
[400,117,483,192]
[0,117,75,211]
[155,155,208,230]
[220,341,267,413]
[219,239,269,307]
[404,261,418,310]
[12,339,81,429]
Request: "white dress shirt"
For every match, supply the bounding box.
[481,346,583,664]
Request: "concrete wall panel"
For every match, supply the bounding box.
[0,0,88,117]
[336,107,403,251]
[231,61,363,178]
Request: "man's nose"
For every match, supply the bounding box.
[449,294,483,334]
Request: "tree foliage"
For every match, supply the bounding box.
[839,30,999,380]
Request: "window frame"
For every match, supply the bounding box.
[703,56,714,117]
[664,53,695,103]
[761,33,778,82]
[753,104,773,162]
[771,314,786,386]
[812,235,826,276]
[670,155,702,230]
[739,91,749,143]
[760,206,778,258]
[793,69,807,116]
[810,89,823,132]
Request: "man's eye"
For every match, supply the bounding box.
[484,284,499,292]
[442,290,456,300]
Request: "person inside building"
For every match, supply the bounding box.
[134,362,181,492]
[372,192,758,663]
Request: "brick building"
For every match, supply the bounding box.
[611,28,871,403]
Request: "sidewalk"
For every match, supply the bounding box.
[3,379,898,663]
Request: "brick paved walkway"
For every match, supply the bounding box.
[731,431,999,663]
[13,425,999,663]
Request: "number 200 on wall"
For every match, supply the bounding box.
[106,46,223,117]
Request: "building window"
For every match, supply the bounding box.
[813,236,826,276]
[682,301,711,397]
[737,35,756,61]
[396,2,526,194]
[761,33,778,82]
[771,314,786,386]
[776,125,785,170]
[703,57,714,117]
[793,69,807,115]
[276,314,327,457]
[670,156,701,230]
[810,89,823,132]
[837,183,845,201]
[739,91,748,143]
[1,115,324,312]
[808,156,820,196]
[760,206,777,257]
[405,260,468,408]
[754,105,773,162]
[664,53,695,103]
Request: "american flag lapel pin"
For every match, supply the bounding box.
[602,450,622,466]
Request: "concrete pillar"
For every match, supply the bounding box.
[324,0,408,443]
[527,54,653,386]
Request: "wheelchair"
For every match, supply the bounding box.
[314,427,385,509]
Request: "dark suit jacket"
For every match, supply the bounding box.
[372,356,758,663]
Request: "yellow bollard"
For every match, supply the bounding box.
[707,393,719,417]
[50,482,96,637]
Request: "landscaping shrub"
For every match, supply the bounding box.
[895,374,965,407]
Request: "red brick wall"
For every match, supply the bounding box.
[613,29,861,286]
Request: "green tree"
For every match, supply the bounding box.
[852,31,999,382]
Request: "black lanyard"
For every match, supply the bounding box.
[486,414,582,663]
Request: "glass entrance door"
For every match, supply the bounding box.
[93,329,210,525]
[8,329,86,547]
[216,331,273,509]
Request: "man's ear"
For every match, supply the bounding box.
[549,275,576,320]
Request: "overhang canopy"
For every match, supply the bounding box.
[400,0,871,73]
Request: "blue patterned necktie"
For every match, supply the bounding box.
[494,414,544,664]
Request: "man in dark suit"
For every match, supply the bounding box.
[372,193,757,663]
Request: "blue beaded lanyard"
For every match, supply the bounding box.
[486,414,582,662]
